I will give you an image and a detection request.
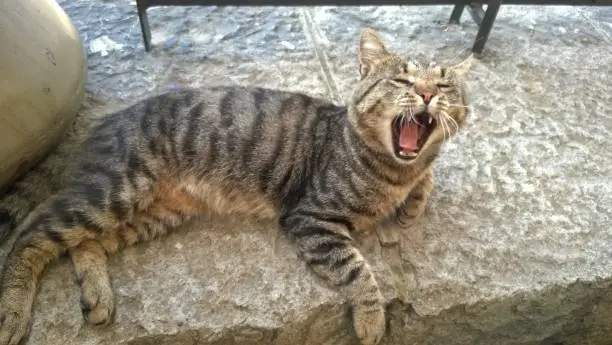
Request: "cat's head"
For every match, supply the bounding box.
[348,27,472,164]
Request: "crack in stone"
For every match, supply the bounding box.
[298,8,343,105]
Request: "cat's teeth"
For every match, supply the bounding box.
[428,118,433,124]
[399,150,418,158]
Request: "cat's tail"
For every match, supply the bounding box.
[0,186,40,244]
[0,209,16,244]
[0,186,52,244]
[0,160,68,244]
[0,127,82,245]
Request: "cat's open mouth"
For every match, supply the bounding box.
[392,112,436,160]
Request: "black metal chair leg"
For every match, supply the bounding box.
[467,4,486,25]
[471,0,501,54]
[449,3,465,24]
[137,0,152,52]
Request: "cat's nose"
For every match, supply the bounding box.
[420,92,436,104]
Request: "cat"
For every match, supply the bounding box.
[0,27,472,345]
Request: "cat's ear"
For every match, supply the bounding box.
[448,54,474,79]
[358,27,390,77]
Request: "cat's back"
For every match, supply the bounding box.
[81,85,343,178]
[91,85,332,139]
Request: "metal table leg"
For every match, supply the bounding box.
[449,3,465,23]
[471,0,501,53]
[467,3,486,25]
[137,0,152,52]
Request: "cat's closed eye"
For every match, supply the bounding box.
[390,79,413,87]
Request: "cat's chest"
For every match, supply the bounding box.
[342,182,411,228]
[373,184,413,213]
[352,170,427,228]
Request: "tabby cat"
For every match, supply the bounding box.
[0,28,472,345]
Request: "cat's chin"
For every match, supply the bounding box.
[391,112,436,161]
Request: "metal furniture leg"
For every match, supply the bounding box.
[449,3,465,23]
[471,0,501,53]
[137,0,152,52]
[468,3,486,24]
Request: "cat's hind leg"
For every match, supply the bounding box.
[70,240,115,326]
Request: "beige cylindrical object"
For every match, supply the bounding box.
[0,0,86,190]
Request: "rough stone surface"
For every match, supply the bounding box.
[0,2,611,345]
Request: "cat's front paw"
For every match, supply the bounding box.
[394,212,418,229]
[0,306,32,345]
[352,303,386,345]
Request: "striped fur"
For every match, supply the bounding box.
[0,28,472,345]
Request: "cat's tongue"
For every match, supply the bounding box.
[399,121,420,152]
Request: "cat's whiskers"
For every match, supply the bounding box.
[437,110,460,141]
[442,116,450,140]
[441,111,459,135]
[397,103,416,127]
[449,103,474,111]
[407,105,416,124]
[444,117,451,140]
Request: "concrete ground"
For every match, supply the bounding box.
[1,1,611,344]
